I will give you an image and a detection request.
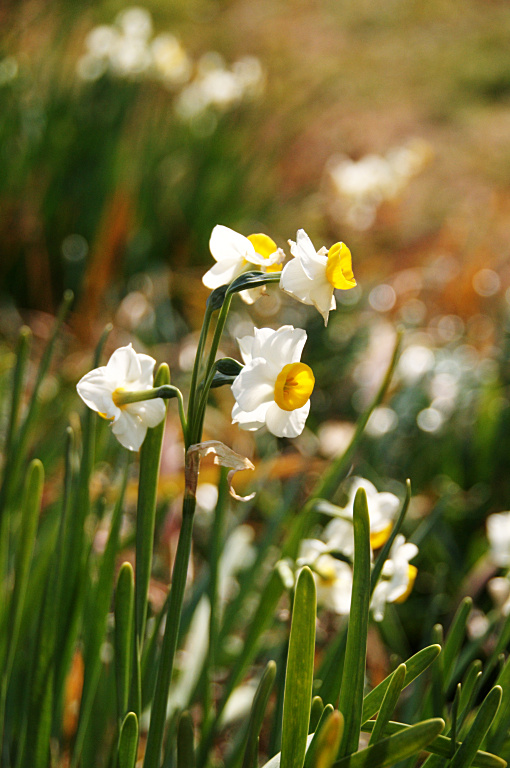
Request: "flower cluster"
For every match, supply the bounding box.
[325,139,432,231]
[291,478,418,621]
[77,7,264,121]
[77,222,356,448]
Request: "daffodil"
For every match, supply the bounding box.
[76,344,166,451]
[370,535,418,622]
[487,511,510,568]
[318,477,400,556]
[231,325,314,438]
[202,225,284,302]
[280,229,356,325]
[297,539,352,615]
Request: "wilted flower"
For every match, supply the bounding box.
[76,344,165,451]
[202,225,284,301]
[371,535,418,622]
[487,511,510,568]
[280,229,355,325]
[318,477,400,556]
[297,539,352,614]
[231,325,314,438]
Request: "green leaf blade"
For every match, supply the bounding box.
[281,566,317,768]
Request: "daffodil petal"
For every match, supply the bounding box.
[231,401,270,431]
[111,410,148,451]
[209,224,256,264]
[203,258,245,289]
[106,344,142,383]
[76,368,119,419]
[128,398,166,428]
[292,229,327,281]
[231,360,275,411]
[264,400,310,438]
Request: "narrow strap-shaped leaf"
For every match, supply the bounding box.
[72,464,129,767]
[205,338,402,761]
[430,624,445,718]
[0,459,43,740]
[362,644,441,723]
[371,480,411,595]
[308,711,344,768]
[444,598,472,687]
[368,664,406,745]
[0,326,31,506]
[450,683,461,755]
[309,697,325,734]
[242,661,277,768]
[281,566,317,768]
[115,562,135,722]
[177,711,196,768]
[486,654,510,753]
[304,706,335,768]
[480,612,510,688]
[361,721,505,768]
[449,686,502,768]
[338,488,371,758]
[118,712,139,768]
[135,362,170,647]
[333,718,445,768]
[458,660,482,730]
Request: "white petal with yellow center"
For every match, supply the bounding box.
[231,326,313,438]
[76,343,165,451]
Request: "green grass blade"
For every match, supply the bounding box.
[178,711,196,768]
[242,661,277,768]
[362,645,441,723]
[115,562,135,723]
[368,664,407,746]
[333,718,445,768]
[135,362,170,647]
[444,598,472,687]
[281,566,317,768]
[118,712,139,768]
[361,721,506,768]
[430,624,445,717]
[449,687,502,768]
[338,488,371,758]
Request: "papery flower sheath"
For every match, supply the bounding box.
[231,325,314,438]
[280,228,356,325]
[76,343,166,451]
[202,225,284,302]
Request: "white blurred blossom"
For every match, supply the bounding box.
[371,535,418,622]
[326,139,432,231]
[487,511,510,568]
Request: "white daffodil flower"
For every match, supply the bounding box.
[202,225,284,303]
[319,477,400,556]
[76,344,166,451]
[231,325,314,438]
[297,539,352,615]
[487,511,510,568]
[370,534,418,622]
[280,229,356,325]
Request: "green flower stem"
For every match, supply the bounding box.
[186,302,214,447]
[203,469,229,723]
[143,484,197,768]
[189,293,234,444]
